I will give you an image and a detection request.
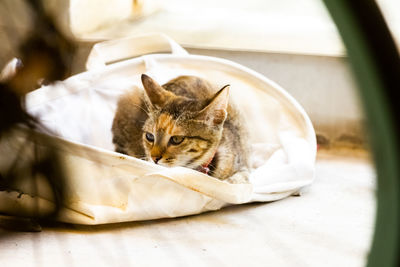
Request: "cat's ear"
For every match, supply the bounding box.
[195,85,230,126]
[141,74,174,109]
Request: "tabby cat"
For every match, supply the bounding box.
[112,74,249,183]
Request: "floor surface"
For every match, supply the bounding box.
[0,150,375,267]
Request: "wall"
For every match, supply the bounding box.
[187,48,366,148]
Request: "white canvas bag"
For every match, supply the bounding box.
[0,34,316,225]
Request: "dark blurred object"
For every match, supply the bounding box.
[0,215,42,232]
[3,0,75,94]
[0,0,75,231]
[322,0,400,267]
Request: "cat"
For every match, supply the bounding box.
[112,74,249,183]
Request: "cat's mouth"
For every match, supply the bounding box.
[152,158,201,169]
[152,158,176,167]
[158,160,211,175]
[149,153,216,176]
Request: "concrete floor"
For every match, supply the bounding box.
[0,150,375,267]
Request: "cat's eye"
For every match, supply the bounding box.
[169,136,185,145]
[145,132,154,142]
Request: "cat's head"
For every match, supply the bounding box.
[141,74,229,169]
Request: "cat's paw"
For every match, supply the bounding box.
[225,170,250,184]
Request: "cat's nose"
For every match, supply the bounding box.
[152,155,162,164]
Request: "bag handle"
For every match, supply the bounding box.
[85,33,188,71]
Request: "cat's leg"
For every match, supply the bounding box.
[225,169,250,184]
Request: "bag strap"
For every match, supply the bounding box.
[85,33,188,71]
